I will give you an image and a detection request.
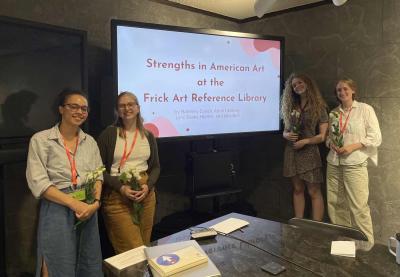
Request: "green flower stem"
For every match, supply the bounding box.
[74,166,105,230]
[119,169,145,226]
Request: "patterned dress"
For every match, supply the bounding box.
[283,107,328,183]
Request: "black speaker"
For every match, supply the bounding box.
[191,151,234,193]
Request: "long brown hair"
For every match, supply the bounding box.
[281,73,327,128]
[115,91,146,138]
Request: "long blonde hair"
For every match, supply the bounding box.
[281,73,327,128]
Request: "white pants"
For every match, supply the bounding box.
[327,161,374,243]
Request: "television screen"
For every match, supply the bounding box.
[0,16,87,143]
[112,20,283,139]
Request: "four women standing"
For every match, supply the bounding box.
[25,76,382,275]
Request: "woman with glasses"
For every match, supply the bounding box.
[97,91,160,254]
[26,90,103,276]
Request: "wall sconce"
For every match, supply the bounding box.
[253,0,277,18]
[332,0,348,6]
[254,0,349,19]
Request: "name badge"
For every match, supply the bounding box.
[70,188,86,201]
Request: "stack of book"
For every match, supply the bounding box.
[144,240,221,277]
[330,241,356,258]
[103,245,148,277]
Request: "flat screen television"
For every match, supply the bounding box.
[0,16,87,145]
[112,20,283,140]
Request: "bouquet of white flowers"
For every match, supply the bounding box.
[118,168,148,225]
[290,109,302,136]
[74,166,105,229]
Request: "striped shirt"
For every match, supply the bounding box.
[26,124,103,198]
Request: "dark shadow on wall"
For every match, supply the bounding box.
[0,90,38,139]
[0,90,39,276]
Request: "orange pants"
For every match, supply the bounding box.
[102,190,156,254]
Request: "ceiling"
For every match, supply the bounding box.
[166,0,328,21]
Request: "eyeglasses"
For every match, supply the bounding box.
[63,103,90,113]
[118,102,137,110]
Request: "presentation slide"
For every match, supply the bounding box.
[116,25,281,138]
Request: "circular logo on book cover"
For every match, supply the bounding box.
[156,254,180,266]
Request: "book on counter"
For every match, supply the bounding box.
[209,217,249,234]
[144,240,221,277]
[330,241,356,258]
[103,245,148,276]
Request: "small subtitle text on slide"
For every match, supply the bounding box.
[174,109,198,121]
[175,110,214,120]
[215,108,240,119]
[175,109,199,115]
[216,113,240,119]
[212,108,241,119]
[185,114,198,120]
[213,108,240,114]
[199,109,213,119]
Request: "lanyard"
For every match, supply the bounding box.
[339,107,352,134]
[62,135,79,187]
[118,128,139,173]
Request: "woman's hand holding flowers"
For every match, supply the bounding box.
[118,169,149,225]
[284,131,299,142]
[120,183,148,202]
[293,138,308,150]
[71,200,97,221]
[329,142,340,152]
[120,185,140,201]
[336,143,362,156]
[135,184,149,203]
[72,166,105,229]
[135,173,149,202]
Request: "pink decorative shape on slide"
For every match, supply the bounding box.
[144,123,159,137]
[268,48,280,70]
[240,39,258,56]
[144,117,180,138]
[240,39,280,57]
[254,40,280,52]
